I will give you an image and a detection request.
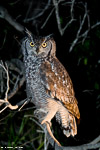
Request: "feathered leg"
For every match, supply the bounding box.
[41,98,61,146]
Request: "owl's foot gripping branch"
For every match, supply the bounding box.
[43,121,61,147]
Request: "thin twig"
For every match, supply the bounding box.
[23,0,51,23]
[53,0,75,35]
[41,8,55,29]
[69,2,100,52]
[18,99,29,111]
[0,62,18,112]
[69,3,88,52]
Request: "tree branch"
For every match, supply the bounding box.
[53,0,75,36]
[0,60,26,112]
[69,2,100,52]
[0,6,24,32]
[0,62,18,113]
[23,0,51,23]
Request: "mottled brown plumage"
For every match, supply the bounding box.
[38,38,80,141]
[40,56,80,119]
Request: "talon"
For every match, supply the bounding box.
[41,120,52,127]
[41,120,45,125]
[45,121,61,146]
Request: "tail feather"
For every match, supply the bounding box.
[63,114,77,137]
[56,104,77,137]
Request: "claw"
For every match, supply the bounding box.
[41,120,52,127]
[41,121,61,147]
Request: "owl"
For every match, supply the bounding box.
[21,31,80,146]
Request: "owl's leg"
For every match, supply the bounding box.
[41,98,59,125]
[41,98,61,146]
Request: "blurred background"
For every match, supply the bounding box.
[0,0,100,149]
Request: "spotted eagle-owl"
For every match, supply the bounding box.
[21,31,80,146]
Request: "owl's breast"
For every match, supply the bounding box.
[24,59,50,108]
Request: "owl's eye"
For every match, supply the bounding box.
[30,42,34,47]
[42,42,47,48]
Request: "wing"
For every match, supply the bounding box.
[40,57,80,119]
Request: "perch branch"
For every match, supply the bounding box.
[62,135,100,150]
[29,117,53,150]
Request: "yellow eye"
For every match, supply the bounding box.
[42,42,47,48]
[30,42,34,47]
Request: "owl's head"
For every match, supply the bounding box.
[21,31,56,59]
